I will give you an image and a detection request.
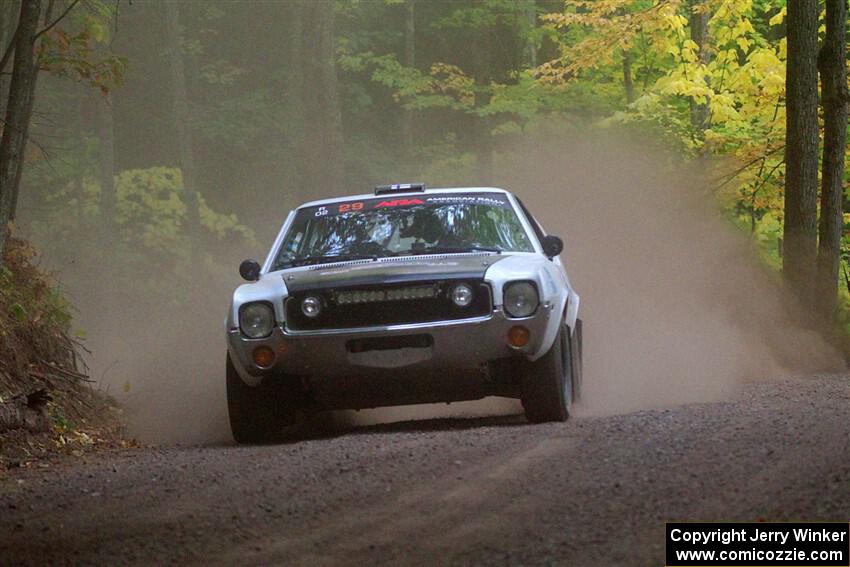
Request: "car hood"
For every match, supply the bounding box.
[282,253,509,293]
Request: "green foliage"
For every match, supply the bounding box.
[114,167,254,251]
[49,403,73,431]
[192,89,280,150]
[38,0,126,94]
[28,165,257,305]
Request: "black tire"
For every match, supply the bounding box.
[521,324,572,423]
[226,353,296,444]
[570,318,583,402]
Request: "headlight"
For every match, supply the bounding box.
[301,296,322,317]
[450,283,473,307]
[503,282,539,318]
[240,302,274,338]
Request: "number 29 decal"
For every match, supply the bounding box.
[338,202,364,213]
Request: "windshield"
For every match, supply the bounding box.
[272,192,534,270]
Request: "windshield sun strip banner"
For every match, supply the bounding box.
[302,193,512,218]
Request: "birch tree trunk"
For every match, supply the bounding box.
[0,389,50,434]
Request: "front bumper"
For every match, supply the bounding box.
[227,307,552,386]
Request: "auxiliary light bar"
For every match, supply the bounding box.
[335,285,437,305]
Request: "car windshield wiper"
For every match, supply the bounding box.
[286,254,377,268]
[399,246,502,256]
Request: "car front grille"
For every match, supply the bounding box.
[285,280,492,332]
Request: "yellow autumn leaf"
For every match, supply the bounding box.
[767,6,788,26]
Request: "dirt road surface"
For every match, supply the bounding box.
[1,374,848,566]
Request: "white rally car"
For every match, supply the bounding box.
[225,184,582,442]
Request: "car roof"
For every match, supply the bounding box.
[296,187,513,209]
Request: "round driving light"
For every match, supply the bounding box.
[507,326,530,348]
[301,296,322,317]
[451,284,473,307]
[252,345,276,368]
[240,302,274,339]
[503,282,539,318]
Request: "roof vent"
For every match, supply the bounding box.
[374,182,426,195]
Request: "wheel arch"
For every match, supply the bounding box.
[226,346,264,386]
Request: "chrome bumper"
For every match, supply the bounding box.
[227,308,552,386]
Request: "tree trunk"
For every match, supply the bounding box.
[9,0,55,223]
[474,21,493,184]
[0,1,11,105]
[74,95,85,231]
[286,1,306,201]
[0,389,50,434]
[0,0,41,262]
[401,0,415,152]
[97,92,116,236]
[0,1,21,102]
[524,1,536,68]
[92,90,120,326]
[164,1,201,243]
[783,0,820,301]
[688,0,710,133]
[315,2,344,190]
[301,1,344,193]
[815,0,849,319]
[623,51,635,104]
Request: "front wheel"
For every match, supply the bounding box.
[520,324,573,423]
[226,353,296,443]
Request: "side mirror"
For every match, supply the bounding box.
[239,259,261,281]
[542,235,564,259]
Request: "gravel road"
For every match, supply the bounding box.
[1,374,848,566]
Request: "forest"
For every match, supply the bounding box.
[0,0,846,439]
[3,2,850,563]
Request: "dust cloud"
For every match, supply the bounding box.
[47,126,844,443]
[352,127,844,424]
[501,127,843,415]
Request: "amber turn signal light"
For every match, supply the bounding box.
[252,345,276,368]
[507,325,530,348]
